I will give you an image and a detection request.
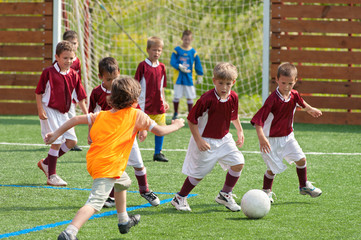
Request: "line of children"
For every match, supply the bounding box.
[47,76,184,239]
[170,30,204,120]
[89,57,160,207]
[36,40,87,186]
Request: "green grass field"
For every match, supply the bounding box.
[0,115,360,239]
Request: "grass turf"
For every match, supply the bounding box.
[0,115,360,239]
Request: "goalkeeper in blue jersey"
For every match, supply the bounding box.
[170,30,204,120]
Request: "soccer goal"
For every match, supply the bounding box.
[60,0,264,118]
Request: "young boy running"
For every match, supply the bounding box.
[89,57,160,207]
[170,30,204,120]
[36,40,87,186]
[251,62,322,203]
[171,62,245,212]
[135,36,170,162]
[49,76,185,239]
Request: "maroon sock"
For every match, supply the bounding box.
[58,148,66,158]
[173,101,179,114]
[109,188,114,198]
[136,174,149,194]
[178,177,196,197]
[47,154,58,177]
[296,167,307,188]
[263,174,274,190]
[187,103,193,113]
[221,171,240,193]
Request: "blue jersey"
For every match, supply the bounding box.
[170,46,203,86]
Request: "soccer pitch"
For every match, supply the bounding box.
[0,115,360,239]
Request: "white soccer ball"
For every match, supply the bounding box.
[241,189,271,219]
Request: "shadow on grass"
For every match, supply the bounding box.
[0,116,40,126]
[0,148,46,153]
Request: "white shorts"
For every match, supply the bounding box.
[182,133,245,179]
[261,132,306,174]
[67,102,76,119]
[40,104,77,144]
[174,84,196,100]
[127,138,144,168]
[85,172,132,211]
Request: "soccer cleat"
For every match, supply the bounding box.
[70,145,82,151]
[172,112,178,120]
[57,231,78,240]
[118,214,141,234]
[171,193,191,211]
[263,189,276,204]
[215,191,241,212]
[103,197,116,208]
[153,153,169,162]
[37,159,49,177]
[300,181,322,198]
[141,191,160,206]
[47,174,67,186]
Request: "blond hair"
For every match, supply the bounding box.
[277,62,298,79]
[147,36,164,49]
[213,62,238,81]
[107,76,141,110]
[56,40,75,56]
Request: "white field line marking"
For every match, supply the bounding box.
[1,142,360,156]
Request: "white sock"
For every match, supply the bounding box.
[117,212,129,224]
[65,224,78,237]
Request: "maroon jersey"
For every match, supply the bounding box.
[70,57,82,80]
[88,84,111,113]
[187,89,239,139]
[251,88,305,137]
[134,59,167,115]
[35,63,87,113]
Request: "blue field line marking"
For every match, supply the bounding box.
[0,184,197,239]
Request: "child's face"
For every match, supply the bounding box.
[276,75,297,96]
[213,78,236,99]
[181,35,192,48]
[147,45,163,63]
[55,50,75,72]
[99,70,120,90]
[68,38,79,52]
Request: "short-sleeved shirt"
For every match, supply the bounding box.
[250,87,305,137]
[88,84,111,113]
[35,62,87,113]
[187,89,239,139]
[134,59,167,115]
[86,108,156,179]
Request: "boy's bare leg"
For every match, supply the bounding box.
[71,205,97,229]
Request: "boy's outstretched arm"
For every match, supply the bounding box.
[231,118,244,148]
[303,101,322,118]
[44,115,88,144]
[255,124,271,154]
[188,120,210,151]
[151,118,185,136]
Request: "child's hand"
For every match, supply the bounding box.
[171,118,185,129]
[179,63,191,73]
[259,137,271,153]
[307,107,322,118]
[164,101,169,112]
[87,134,92,145]
[196,138,211,152]
[236,131,244,148]
[138,130,148,142]
[44,132,56,144]
[196,76,203,84]
[38,109,48,120]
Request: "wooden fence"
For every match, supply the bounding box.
[0,1,52,115]
[270,0,361,125]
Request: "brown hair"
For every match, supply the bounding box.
[213,62,238,81]
[63,30,78,41]
[147,36,164,49]
[56,40,75,56]
[98,57,119,76]
[182,30,192,38]
[107,76,141,110]
[277,62,298,79]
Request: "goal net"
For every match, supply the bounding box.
[61,0,264,118]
